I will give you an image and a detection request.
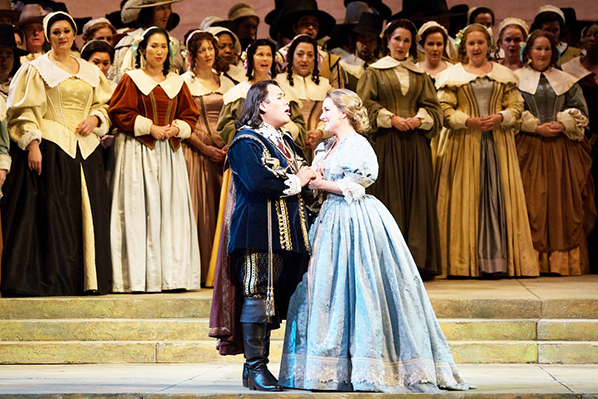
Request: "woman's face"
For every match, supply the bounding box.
[236,16,258,40]
[0,48,14,83]
[216,33,235,65]
[581,23,598,55]
[423,32,444,65]
[49,20,75,53]
[252,45,272,77]
[541,21,561,41]
[152,4,172,30]
[473,13,493,29]
[465,30,489,67]
[92,27,114,46]
[388,27,412,61]
[88,51,111,77]
[142,33,168,69]
[194,39,215,70]
[530,36,552,72]
[320,97,345,134]
[292,42,315,77]
[500,26,525,60]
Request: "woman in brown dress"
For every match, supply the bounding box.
[357,19,443,279]
[181,30,235,284]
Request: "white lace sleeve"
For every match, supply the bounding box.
[281,174,301,197]
[337,178,366,204]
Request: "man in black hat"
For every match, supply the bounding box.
[268,0,347,90]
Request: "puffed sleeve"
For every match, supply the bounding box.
[108,74,141,135]
[437,84,470,130]
[172,81,200,140]
[558,83,589,141]
[6,63,46,150]
[217,97,244,146]
[0,97,10,172]
[357,68,385,132]
[336,135,379,203]
[89,72,113,137]
[228,136,299,198]
[415,73,443,138]
[499,82,524,127]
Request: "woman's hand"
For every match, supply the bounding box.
[297,166,316,187]
[150,124,168,140]
[205,146,227,162]
[164,124,180,139]
[404,117,422,129]
[76,116,100,137]
[307,167,323,190]
[100,134,114,149]
[535,122,563,138]
[27,140,42,175]
[305,129,323,148]
[0,169,6,189]
[391,115,411,131]
[466,114,503,131]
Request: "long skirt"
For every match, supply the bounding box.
[1,141,112,296]
[110,134,201,292]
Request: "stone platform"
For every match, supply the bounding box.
[1,275,597,365]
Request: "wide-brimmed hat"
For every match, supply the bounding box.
[0,24,28,56]
[270,0,336,40]
[228,2,259,23]
[121,0,183,24]
[350,12,383,38]
[16,3,47,28]
[0,0,20,24]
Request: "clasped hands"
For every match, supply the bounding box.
[297,166,323,188]
[150,124,180,140]
[466,114,503,131]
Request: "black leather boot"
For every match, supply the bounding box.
[242,363,248,388]
[242,322,282,391]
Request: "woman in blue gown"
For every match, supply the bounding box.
[279,89,472,393]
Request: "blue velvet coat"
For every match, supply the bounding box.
[227,126,312,255]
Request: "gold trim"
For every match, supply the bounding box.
[297,193,311,253]
[275,199,292,251]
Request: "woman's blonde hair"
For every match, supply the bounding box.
[457,23,492,63]
[325,89,370,134]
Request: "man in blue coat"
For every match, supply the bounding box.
[227,80,315,391]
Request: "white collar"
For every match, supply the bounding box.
[30,53,100,88]
[515,65,578,96]
[126,70,184,99]
[276,73,330,101]
[256,122,285,143]
[181,70,235,96]
[222,80,252,105]
[435,62,518,89]
[368,56,424,74]
[561,56,592,81]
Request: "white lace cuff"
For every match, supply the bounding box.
[558,108,588,141]
[338,178,365,204]
[90,110,109,137]
[18,129,42,150]
[282,174,301,197]
[415,108,434,131]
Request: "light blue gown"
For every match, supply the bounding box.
[279,133,471,393]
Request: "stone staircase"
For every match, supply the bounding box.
[1,277,597,365]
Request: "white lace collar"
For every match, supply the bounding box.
[126,69,185,99]
[256,122,285,143]
[29,53,100,88]
[561,56,592,81]
[435,62,518,89]
[515,65,578,96]
[368,56,424,74]
[181,70,234,96]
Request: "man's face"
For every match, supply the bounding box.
[293,15,319,39]
[355,35,378,62]
[24,22,45,52]
[260,84,290,129]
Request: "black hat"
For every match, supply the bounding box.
[350,12,383,38]
[0,24,28,57]
[271,0,336,40]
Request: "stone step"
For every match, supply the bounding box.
[2,295,598,320]
[3,318,598,342]
[1,340,598,365]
